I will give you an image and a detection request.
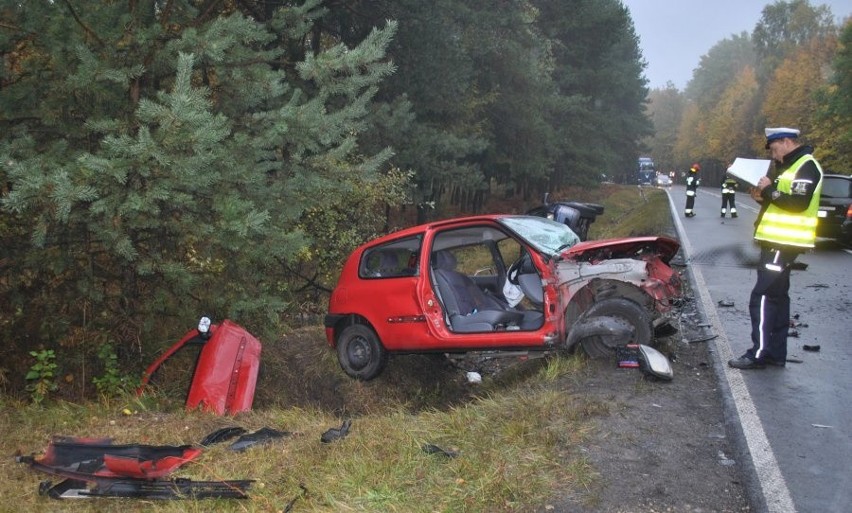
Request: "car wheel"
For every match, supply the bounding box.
[336,324,388,380]
[579,298,652,358]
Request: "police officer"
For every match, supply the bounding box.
[684,163,700,217]
[728,127,823,370]
[720,174,738,218]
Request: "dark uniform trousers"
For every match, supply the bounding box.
[684,176,698,216]
[721,192,736,216]
[747,246,798,363]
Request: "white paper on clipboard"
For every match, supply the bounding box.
[727,158,771,187]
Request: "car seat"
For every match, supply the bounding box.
[431,250,524,332]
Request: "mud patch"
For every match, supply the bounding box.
[254,329,484,415]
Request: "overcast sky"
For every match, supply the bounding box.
[621,0,852,90]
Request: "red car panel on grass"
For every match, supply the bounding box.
[139,319,261,415]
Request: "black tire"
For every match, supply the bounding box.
[579,298,652,358]
[336,324,388,380]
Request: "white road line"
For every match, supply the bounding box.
[665,190,796,513]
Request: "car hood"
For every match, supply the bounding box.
[560,236,680,264]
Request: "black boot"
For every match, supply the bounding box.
[728,355,766,370]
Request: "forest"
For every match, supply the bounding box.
[0,0,849,400]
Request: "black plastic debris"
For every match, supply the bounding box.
[803,345,821,352]
[200,427,247,447]
[38,477,254,499]
[788,330,799,338]
[421,443,459,458]
[717,300,735,307]
[321,419,352,444]
[228,427,291,452]
[283,484,308,513]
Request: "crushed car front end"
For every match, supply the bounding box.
[557,236,683,333]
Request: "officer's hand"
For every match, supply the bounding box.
[749,187,763,203]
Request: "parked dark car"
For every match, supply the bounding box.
[817,174,852,246]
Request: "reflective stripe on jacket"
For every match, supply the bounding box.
[754,155,823,248]
[686,174,699,192]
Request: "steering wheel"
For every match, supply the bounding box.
[507,252,530,285]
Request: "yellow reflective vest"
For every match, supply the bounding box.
[754,155,823,248]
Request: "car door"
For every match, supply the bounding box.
[413,222,551,350]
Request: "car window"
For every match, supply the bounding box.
[359,236,421,278]
[431,227,509,277]
[497,237,524,268]
[821,176,852,199]
[452,244,496,276]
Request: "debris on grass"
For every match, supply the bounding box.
[320,419,352,443]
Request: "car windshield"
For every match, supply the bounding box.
[498,216,581,256]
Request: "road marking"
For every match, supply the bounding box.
[665,190,796,513]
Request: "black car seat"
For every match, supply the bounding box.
[431,250,524,332]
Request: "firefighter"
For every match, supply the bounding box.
[684,163,700,217]
[720,174,738,218]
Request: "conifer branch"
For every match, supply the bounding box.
[277,258,333,294]
[61,0,105,46]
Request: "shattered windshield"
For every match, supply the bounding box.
[498,216,581,256]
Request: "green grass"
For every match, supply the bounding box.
[1,185,674,512]
[589,186,675,240]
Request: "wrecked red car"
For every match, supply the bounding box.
[325,215,682,380]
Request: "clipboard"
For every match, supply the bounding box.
[727,158,771,187]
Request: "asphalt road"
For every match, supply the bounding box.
[665,185,852,513]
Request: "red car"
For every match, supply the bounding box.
[324,215,682,380]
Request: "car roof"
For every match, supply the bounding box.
[360,214,510,247]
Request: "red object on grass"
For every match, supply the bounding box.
[139,319,262,415]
